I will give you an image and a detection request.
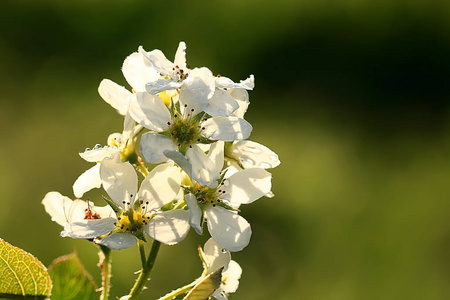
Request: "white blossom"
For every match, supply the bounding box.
[201,238,242,300]
[72,113,141,198]
[183,168,272,252]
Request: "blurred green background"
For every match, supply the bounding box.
[1,0,450,299]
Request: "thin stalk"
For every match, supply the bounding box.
[128,240,161,299]
[138,240,146,267]
[99,245,112,300]
[135,154,149,177]
[157,281,197,300]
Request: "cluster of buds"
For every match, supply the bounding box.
[42,42,280,299]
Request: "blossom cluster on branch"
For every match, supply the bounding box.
[42,42,280,299]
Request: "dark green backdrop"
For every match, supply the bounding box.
[1,0,450,299]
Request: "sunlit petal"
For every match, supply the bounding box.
[185,193,203,234]
[138,163,182,210]
[145,210,191,245]
[201,116,252,141]
[204,238,231,273]
[204,89,239,117]
[224,169,272,205]
[73,164,101,198]
[205,206,251,252]
[100,154,138,208]
[97,233,137,250]
[61,218,117,239]
[128,92,171,132]
[122,51,159,92]
[230,140,280,169]
[140,132,177,164]
[98,79,132,115]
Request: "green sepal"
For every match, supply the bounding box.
[191,111,207,124]
[101,195,121,214]
[174,99,181,114]
[0,239,52,299]
[134,230,147,242]
[182,267,223,300]
[160,201,174,211]
[217,202,240,213]
[197,137,216,144]
[197,245,209,274]
[169,98,177,117]
[48,251,97,300]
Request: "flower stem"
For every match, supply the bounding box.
[99,245,112,300]
[138,240,146,267]
[135,154,149,177]
[128,240,161,299]
[157,281,197,300]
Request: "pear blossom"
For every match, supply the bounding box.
[139,42,254,117]
[129,90,252,165]
[225,140,280,171]
[72,114,142,198]
[67,153,191,250]
[166,141,272,251]
[138,41,190,94]
[42,191,116,234]
[140,42,255,95]
[200,238,242,300]
[179,156,272,251]
[97,153,190,249]
[97,49,160,115]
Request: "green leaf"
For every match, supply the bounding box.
[183,267,223,300]
[0,238,51,299]
[48,251,97,300]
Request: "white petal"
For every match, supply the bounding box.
[79,147,118,163]
[128,92,171,132]
[98,79,132,115]
[230,140,280,169]
[73,164,102,198]
[186,145,218,188]
[145,78,183,95]
[185,193,203,235]
[61,218,117,239]
[208,141,225,175]
[145,210,190,245]
[204,238,231,273]
[205,206,251,252]
[163,150,193,181]
[228,88,250,119]
[138,163,182,210]
[122,52,159,92]
[122,113,137,141]
[219,260,242,294]
[212,290,228,300]
[42,192,74,226]
[140,132,177,164]
[173,41,187,68]
[224,169,272,205]
[93,205,116,218]
[179,67,215,114]
[97,233,137,250]
[100,154,138,208]
[139,46,174,76]
[67,200,99,222]
[204,89,239,117]
[201,116,252,141]
[215,74,254,90]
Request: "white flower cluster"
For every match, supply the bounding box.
[42,41,279,298]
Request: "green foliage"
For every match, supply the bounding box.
[47,251,97,300]
[183,268,223,300]
[0,239,51,299]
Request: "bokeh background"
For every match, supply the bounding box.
[1,0,450,299]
